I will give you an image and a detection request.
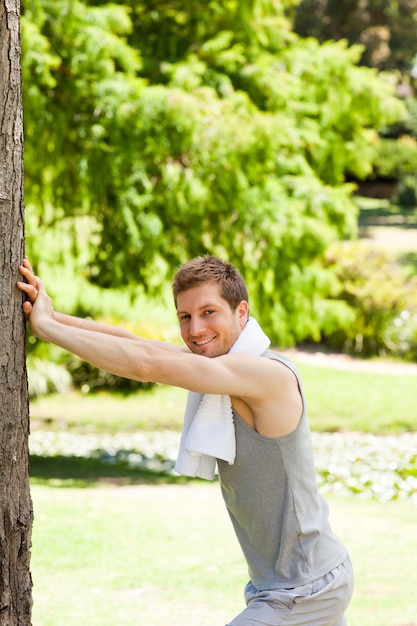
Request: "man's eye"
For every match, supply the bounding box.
[204,310,215,315]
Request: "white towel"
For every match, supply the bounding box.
[175,317,270,480]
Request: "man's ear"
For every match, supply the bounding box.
[237,300,249,328]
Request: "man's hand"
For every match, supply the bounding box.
[17,258,54,337]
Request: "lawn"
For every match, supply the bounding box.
[30,482,417,626]
[297,360,417,433]
[28,335,417,625]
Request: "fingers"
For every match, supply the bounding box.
[18,260,36,285]
[22,257,33,273]
[17,279,34,299]
[17,279,40,303]
[17,258,41,305]
[22,300,33,315]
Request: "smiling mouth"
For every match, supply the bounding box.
[193,337,216,346]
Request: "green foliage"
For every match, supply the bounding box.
[384,309,417,363]
[21,0,143,218]
[402,97,417,137]
[370,136,417,180]
[321,242,417,357]
[350,122,417,206]
[27,356,73,398]
[21,0,405,345]
[365,135,417,207]
[275,40,403,184]
[394,174,417,208]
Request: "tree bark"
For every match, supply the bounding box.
[0,0,33,623]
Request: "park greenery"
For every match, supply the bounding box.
[20,0,417,371]
[29,360,417,502]
[27,360,417,624]
[294,0,417,74]
[28,365,417,623]
[29,484,417,626]
[16,6,417,622]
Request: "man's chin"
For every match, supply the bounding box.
[193,346,214,357]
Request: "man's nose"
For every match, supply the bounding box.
[190,317,207,336]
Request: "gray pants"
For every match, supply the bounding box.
[227,556,354,626]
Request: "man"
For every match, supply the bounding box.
[18,255,353,626]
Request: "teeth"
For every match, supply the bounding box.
[195,337,214,345]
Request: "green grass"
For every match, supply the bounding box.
[28,362,417,624]
[29,454,191,487]
[30,482,417,626]
[30,385,187,433]
[30,359,417,434]
[296,361,417,433]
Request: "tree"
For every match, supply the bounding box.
[293,0,417,74]
[21,0,405,344]
[0,1,33,622]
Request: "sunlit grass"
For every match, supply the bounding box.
[296,361,417,433]
[30,385,187,433]
[30,483,417,626]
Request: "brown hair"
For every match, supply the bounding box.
[172,255,249,310]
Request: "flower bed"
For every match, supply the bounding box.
[30,430,417,503]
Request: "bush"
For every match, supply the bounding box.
[394,173,417,208]
[27,357,73,399]
[367,136,417,207]
[321,242,417,358]
[372,136,417,179]
[384,310,417,361]
[403,97,417,137]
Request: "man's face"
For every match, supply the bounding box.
[176,281,248,358]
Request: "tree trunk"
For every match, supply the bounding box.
[0,0,33,623]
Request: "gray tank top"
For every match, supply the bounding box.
[217,350,347,590]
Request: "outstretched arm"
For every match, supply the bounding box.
[17,258,302,438]
[17,258,184,356]
[17,258,265,386]
[18,258,141,340]
[53,311,141,339]
[17,259,219,389]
